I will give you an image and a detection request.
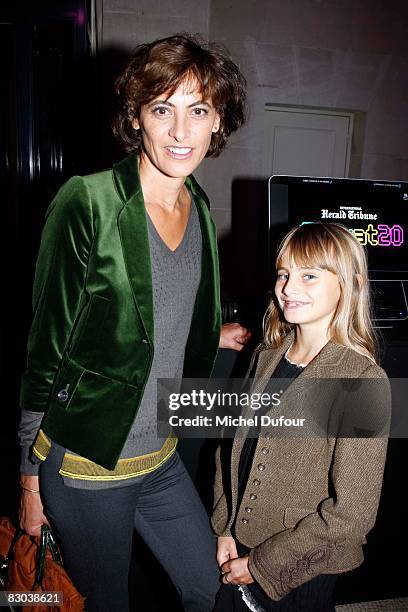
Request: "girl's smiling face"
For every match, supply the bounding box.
[275,259,341,331]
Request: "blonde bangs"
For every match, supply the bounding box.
[277,227,338,276]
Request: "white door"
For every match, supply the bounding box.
[264,106,354,178]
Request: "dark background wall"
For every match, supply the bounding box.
[100,0,408,233]
[2,0,92,518]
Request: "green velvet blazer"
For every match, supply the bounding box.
[20,153,221,469]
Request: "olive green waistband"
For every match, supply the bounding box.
[32,429,178,481]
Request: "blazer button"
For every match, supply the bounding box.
[241,518,249,524]
[57,389,69,402]
[265,432,272,440]
[257,463,265,471]
[245,507,252,513]
[250,494,257,501]
[253,479,261,486]
[142,339,148,344]
[261,447,269,455]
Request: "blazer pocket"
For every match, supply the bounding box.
[50,359,140,414]
[283,507,316,529]
[50,359,85,410]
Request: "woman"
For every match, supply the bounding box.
[18,34,248,611]
[212,222,391,612]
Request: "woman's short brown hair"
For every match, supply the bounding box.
[112,33,247,157]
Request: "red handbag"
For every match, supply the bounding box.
[0,517,85,611]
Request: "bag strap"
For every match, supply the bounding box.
[45,527,63,566]
[5,526,24,562]
[33,526,48,588]
[33,525,63,588]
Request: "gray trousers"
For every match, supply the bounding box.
[39,445,220,612]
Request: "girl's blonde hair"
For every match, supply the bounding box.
[264,222,377,363]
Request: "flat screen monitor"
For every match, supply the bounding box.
[268,176,408,277]
[268,176,408,330]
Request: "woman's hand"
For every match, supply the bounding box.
[219,323,251,351]
[19,475,50,537]
[221,555,254,585]
[216,535,238,568]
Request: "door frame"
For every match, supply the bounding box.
[263,103,355,178]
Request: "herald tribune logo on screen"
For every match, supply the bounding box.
[321,206,378,220]
[301,207,405,247]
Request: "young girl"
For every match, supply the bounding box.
[212,222,391,612]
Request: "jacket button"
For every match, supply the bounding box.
[241,518,249,524]
[261,447,269,455]
[250,494,257,501]
[245,507,252,513]
[257,463,265,471]
[265,432,272,440]
[142,339,148,344]
[57,389,69,402]
[253,479,261,486]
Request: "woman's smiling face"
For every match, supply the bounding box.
[133,77,220,179]
[275,259,341,330]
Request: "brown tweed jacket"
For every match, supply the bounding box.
[211,332,391,601]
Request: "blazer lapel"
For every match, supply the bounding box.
[274,338,348,410]
[114,154,154,345]
[251,332,294,394]
[252,333,348,405]
[186,173,219,308]
[183,174,221,362]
